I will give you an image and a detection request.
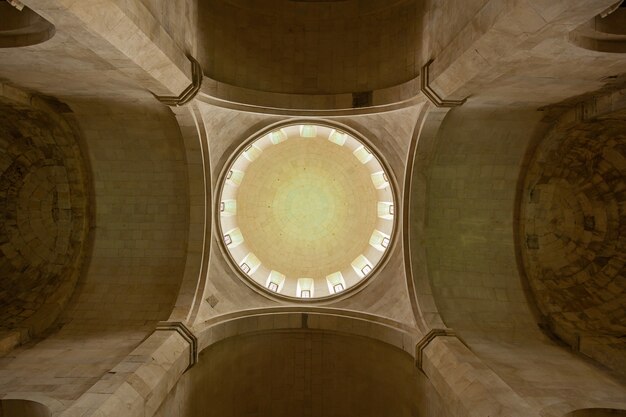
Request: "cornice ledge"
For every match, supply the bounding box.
[153,55,203,107]
[420,59,467,108]
[415,328,457,370]
[156,321,198,371]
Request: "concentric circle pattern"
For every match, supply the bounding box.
[0,97,89,331]
[521,118,626,337]
[219,124,395,299]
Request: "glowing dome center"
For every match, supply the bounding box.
[273,170,337,240]
[219,124,395,299]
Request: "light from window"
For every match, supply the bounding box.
[220,200,237,216]
[377,202,394,220]
[297,278,314,298]
[243,144,262,162]
[266,270,286,293]
[226,169,244,186]
[269,129,288,144]
[328,129,347,146]
[223,228,244,248]
[352,254,373,278]
[369,229,391,252]
[241,252,261,275]
[326,272,346,294]
[371,171,389,189]
[299,125,317,138]
[354,146,374,164]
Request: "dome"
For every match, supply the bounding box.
[218,123,395,299]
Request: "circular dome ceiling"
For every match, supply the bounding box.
[218,123,395,300]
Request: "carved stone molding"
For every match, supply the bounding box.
[415,328,456,370]
[156,321,198,370]
[420,59,467,108]
[154,55,203,107]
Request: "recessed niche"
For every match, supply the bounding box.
[0,3,55,48]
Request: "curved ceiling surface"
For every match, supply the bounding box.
[218,123,395,299]
[197,0,420,95]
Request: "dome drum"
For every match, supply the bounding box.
[217,122,397,300]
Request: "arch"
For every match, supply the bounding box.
[165,104,212,325]
[569,7,626,54]
[0,399,51,417]
[404,102,451,332]
[0,83,91,343]
[0,3,55,48]
[156,329,432,417]
[518,106,626,374]
[193,307,420,358]
[196,0,421,97]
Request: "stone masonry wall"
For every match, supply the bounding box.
[0,94,89,341]
[424,106,626,416]
[521,114,626,373]
[154,331,454,417]
[0,98,189,410]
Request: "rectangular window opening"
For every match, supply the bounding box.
[268,282,279,292]
[241,263,251,274]
[382,237,390,248]
[333,283,345,293]
[361,265,373,275]
[300,289,311,298]
[224,234,232,245]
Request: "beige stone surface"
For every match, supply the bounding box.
[0,98,189,408]
[219,124,397,299]
[520,112,626,374]
[425,107,541,339]
[0,1,624,416]
[195,102,418,327]
[236,137,378,279]
[197,0,421,95]
[155,331,451,417]
[0,88,90,339]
